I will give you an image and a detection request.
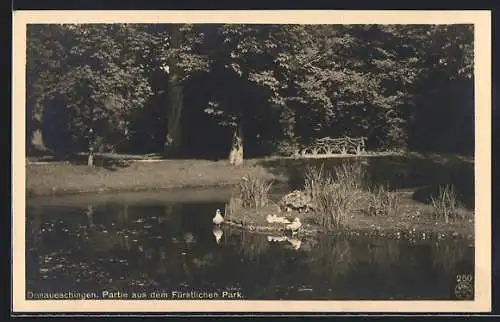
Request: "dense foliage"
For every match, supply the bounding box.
[26,23,474,158]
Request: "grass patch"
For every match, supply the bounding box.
[26,160,276,197]
[237,171,274,209]
[430,184,466,223]
[367,185,401,217]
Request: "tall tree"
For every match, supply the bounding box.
[148,24,209,156]
[49,24,154,164]
[26,24,71,153]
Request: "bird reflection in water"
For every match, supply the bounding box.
[286,237,302,250]
[184,232,196,244]
[267,235,302,250]
[267,236,288,242]
[212,227,223,245]
[85,205,95,228]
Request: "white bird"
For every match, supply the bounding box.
[266,214,291,224]
[213,209,224,226]
[212,227,223,245]
[285,217,302,234]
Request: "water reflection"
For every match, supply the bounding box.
[26,194,474,300]
[212,227,223,245]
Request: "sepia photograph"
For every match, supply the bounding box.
[12,10,491,313]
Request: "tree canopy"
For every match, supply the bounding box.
[25,23,474,158]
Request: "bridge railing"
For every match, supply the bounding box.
[293,136,367,157]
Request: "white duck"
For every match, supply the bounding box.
[266,214,291,224]
[212,227,223,245]
[285,217,302,234]
[213,209,224,226]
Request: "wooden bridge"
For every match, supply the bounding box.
[292,136,367,158]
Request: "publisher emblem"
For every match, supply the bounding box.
[454,281,473,300]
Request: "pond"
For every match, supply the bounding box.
[25,187,475,301]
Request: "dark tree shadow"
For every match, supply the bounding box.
[66,155,134,171]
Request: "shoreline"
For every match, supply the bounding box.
[25,154,475,237]
[221,203,475,239]
[223,219,474,241]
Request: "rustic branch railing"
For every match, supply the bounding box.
[293,136,367,157]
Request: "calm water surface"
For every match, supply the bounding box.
[25,187,474,300]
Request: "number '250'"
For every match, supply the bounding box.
[457,274,473,283]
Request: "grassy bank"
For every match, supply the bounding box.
[26,158,280,197]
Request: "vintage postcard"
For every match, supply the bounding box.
[12,10,491,314]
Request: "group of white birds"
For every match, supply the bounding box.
[212,209,302,233]
[266,214,302,234]
[211,208,303,246]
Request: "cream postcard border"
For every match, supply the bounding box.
[12,10,492,313]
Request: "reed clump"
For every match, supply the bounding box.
[430,184,465,223]
[367,185,401,217]
[304,162,366,230]
[237,172,274,209]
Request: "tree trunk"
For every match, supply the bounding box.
[228,122,244,166]
[29,99,46,153]
[279,105,297,154]
[163,26,184,157]
[164,83,183,156]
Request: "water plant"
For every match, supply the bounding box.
[237,172,274,209]
[332,160,369,191]
[430,184,464,223]
[367,185,401,217]
[304,163,365,230]
[303,164,327,201]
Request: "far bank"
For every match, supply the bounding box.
[26,152,473,199]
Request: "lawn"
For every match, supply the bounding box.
[26,158,278,197]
